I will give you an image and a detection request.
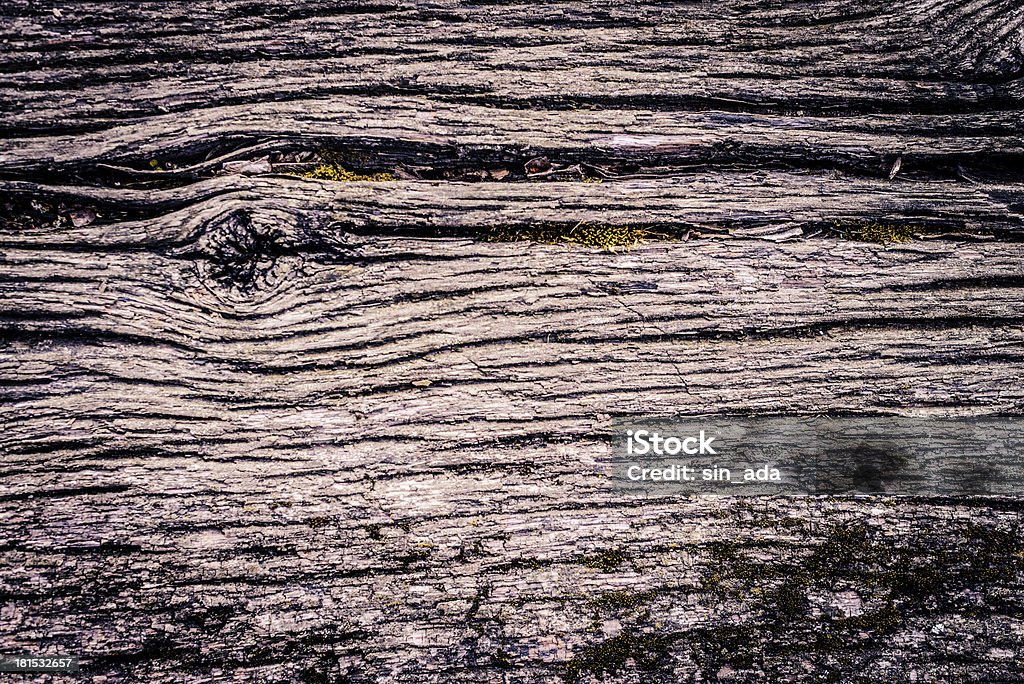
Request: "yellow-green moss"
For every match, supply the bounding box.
[834,221,920,244]
[487,223,646,250]
[579,548,629,572]
[305,515,331,529]
[563,631,675,682]
[302,163,396,182]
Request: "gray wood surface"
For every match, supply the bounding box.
[2,1,1024,682]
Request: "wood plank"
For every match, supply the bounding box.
[4,235,1024,681]
[3,98,1023,179]
[4,0,1023,123]
[4,237,1024,445]
[3,174,1023,246]
[3,1,1024,681]
[3,0,1023,181]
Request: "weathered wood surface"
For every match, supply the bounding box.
[3,1,1024,682]
[4,174,1024,243]
[3,0,1024,183]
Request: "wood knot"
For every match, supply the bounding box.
[201,208,289,293]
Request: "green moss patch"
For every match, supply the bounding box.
[564,630,677,683]
[690,520,1024,679]
[301,163,396,182]
[486,223,648,250]
[579,548,630,572]
[832,220,923,244]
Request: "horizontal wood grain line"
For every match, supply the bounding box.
[3,174,1023,249]
[3,98,1024,180]
[4,64,1022,138]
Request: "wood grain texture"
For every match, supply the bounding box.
[2,98,1023,180]
[3,174,1024,244]
[4,232,1024,682]
[2,0,1023,182]
[3,1,1024,682]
